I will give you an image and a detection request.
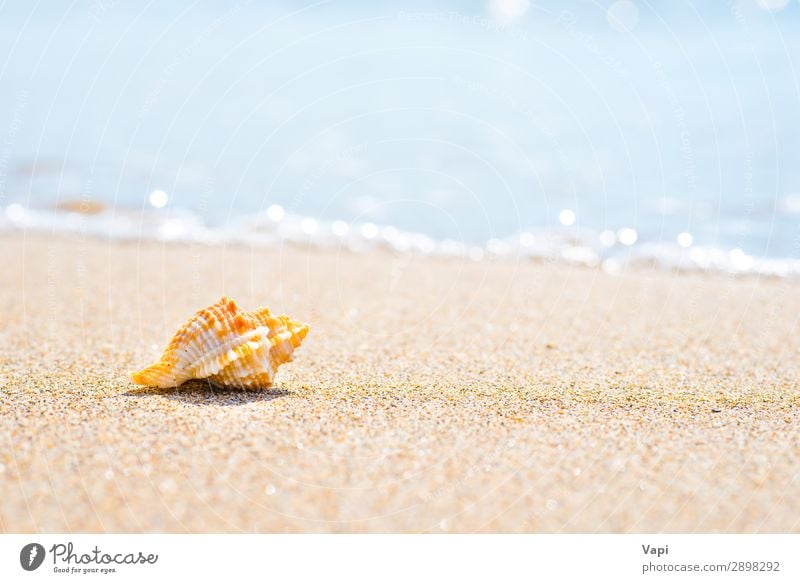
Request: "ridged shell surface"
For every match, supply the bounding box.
[131,297,309,389]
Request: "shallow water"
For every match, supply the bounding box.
[1,1,799,274]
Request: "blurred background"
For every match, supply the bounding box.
[1,0,799,273]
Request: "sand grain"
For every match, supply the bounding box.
[1,234,798,532]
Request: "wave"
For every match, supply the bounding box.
[2,202,798,278]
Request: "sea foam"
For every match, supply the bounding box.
[3,203,798,278]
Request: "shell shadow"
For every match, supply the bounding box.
[124,379,291,406]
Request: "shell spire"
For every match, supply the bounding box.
[131,297,309,389]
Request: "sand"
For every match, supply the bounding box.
[1,232,798,533]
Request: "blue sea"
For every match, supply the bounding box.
[1,1,799,275]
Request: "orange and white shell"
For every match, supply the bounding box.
[131,297,309,389]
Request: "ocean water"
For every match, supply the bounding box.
[1,1,799,275]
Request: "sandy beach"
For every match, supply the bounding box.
[1,232,798,533]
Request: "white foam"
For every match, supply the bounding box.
[2,203,799,278]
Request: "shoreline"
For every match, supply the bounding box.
[1,232,799,532]
[3,203,799,279]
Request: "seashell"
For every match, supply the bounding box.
[131,296,309,389]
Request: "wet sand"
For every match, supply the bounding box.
[1,233,798,532]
